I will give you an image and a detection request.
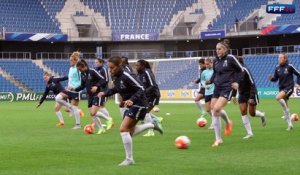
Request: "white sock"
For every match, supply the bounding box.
[278,99,291,125]
[255,110,264,118]
[133,123,154,136]
[144,113,154,133]
[220,110,230,125]
[195,101,205,115]
[208,111,214,126]
[72,106,81,125]
[55,94,72,109]
[242,115,253,135]
[213,113,222,141]
[120,132,133,160]
[92,116,103,129]
[120,107,126,118]
[55,111,64,123]
[99,108,111,120]
[96,111,109,121]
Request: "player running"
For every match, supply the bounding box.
[98,56,163,166]
[94,58,114,130]
[268,53,300,131]
[72,59,111,134]
[207,39,243,147]
[55,51,83,129]
[37,72,68,126]
[233,56,266,139]
[135,59,162,137]
[194,58,206,118]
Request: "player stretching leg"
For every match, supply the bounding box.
[194,58,206,118]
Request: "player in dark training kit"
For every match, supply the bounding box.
[94,58,114,131]
[135,59,162,137]
[98,56,164,166]
[268,53,300,131]
[37,72,68,126]
[233,57,266,139]
[73,59,110,134]
[207,39,243,147]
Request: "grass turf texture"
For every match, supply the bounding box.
[0,99,300,175]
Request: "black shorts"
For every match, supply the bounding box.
[88,95,107,108]
[238,93,259,105]
[205,95,213,103]
[147,96,160,106]
[124,105,147,121]
[213,86,234,101]
[280,86,294,99]
[198,88,205,95]
[62,90,80,101]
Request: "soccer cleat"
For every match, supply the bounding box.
[118,159,135,166]
[56,122,65,126]
[72,124,81,130]
[281,116,287,120]
[243,134,253,139]
[261,113,267,127]
[224,121,233,136]
[79,109,85,117]
[208,124,214,130]
[96,128,106,135]
[211,140,223,148]
[287,125,293,131]
[143,130,155,137]
[106,118,114,130]
[158,117,164,123]
[152,117,164,134]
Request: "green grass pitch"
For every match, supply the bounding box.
[1,99,300,175]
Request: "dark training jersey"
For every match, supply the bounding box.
[39,76,68,104]
[137,68,160,98]
[104,70,147,106]
[95,65,109,85]
[124,65,133,73]
[75,68,106,96]
[270,63,300,89]
[239,66,257,98]
[210,54,244,87]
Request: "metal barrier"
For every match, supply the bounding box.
[0,52,31,59]
[243,45,300,55]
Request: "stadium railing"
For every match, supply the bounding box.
[0,52,31,59]
[243,45,300,55]
[36,49,239,60]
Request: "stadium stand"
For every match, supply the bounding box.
[0,75,21,93]
[0,0,62,33]
[0,60,44,92]
[212,0,268,31]
[272,0,300,25]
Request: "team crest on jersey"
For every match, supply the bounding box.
[88,74,92,80]
[142,76,146,83]
[223,60,228,67]
[284,68,288,74]
[51,82,55,86]
[120,80,126,89]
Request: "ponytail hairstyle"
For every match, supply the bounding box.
[137,59,151,70]
[121,56,129,66]
[217,39,230,53]
[70,51,81,62]
[205,57,213,63]
[76,59,89,69]
[198,58,205,64]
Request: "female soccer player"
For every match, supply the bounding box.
[55,51,83,129]
[72,59,109,134]
[194,58,206,118]
[135,59,161,137]
[233,57,266,139]
[98,56,163,166]
[268,53,300,130]
[37,72,68,126]
[207,39,243,147]
[121,56,133,73]
[94,58,114,130]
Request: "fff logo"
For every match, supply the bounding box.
[266,4,295,14]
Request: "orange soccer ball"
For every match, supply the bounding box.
[291,113,299,121]
[84,124,95,134]
[196,117,207,127]
[175,136,191,149]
